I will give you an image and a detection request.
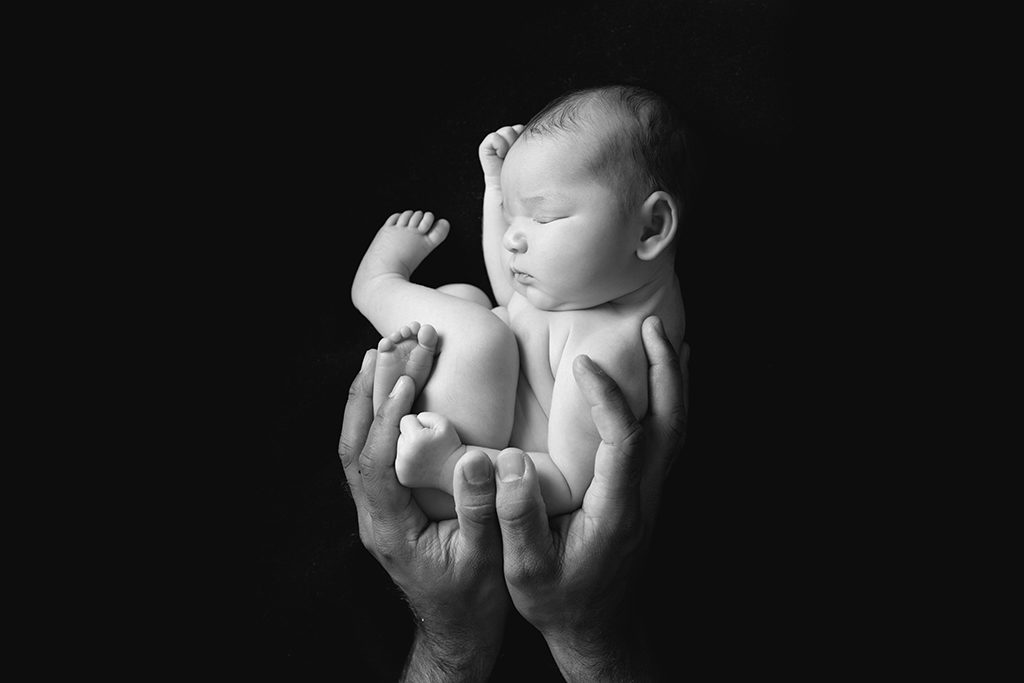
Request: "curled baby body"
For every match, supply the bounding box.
[390,288,682,517]
[351,85,689,519]
[387,279,684,518]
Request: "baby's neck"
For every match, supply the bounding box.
[606,263,681,315]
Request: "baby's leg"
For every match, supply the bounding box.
[352,211,518,449]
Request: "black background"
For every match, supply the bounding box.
[180,1,855,677]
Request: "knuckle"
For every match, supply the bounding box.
[338,436,357,464]
[619,421,645,451]
[347,381,361,404]
[357,447,379,479]
[459,498,498,524]
[505,554,555,587]
[497,495,536,527]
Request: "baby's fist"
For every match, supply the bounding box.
[479,124,525,186]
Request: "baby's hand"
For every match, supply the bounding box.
[479,125,524,188]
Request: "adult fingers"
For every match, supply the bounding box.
[572,354,645,516]
[641,316,687,470]
[494,449,554,586]
[339,350,376,533]
[359,374,426,537]
[452,450,500,557]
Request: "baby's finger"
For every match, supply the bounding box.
[496,125,522,148]
[479,132,510,158]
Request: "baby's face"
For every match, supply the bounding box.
[499,133,645,311]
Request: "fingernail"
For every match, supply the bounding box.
[649,315,666,338]
[389,375,410,398]
[575,354,603,375]
[497,450,525,482]
[462,452,491,485]
[361,349,374,372]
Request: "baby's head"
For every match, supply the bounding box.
[521,84,690,214]
[500,85,690,311]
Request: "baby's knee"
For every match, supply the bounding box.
[474,313,517,364]
[439,311,517,383]
[437,283,493,309]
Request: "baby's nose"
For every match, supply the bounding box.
[502,225,527,254]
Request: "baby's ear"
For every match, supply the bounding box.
[636,191,679,261]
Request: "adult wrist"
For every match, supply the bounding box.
[541,617,661,682]
[402,617,504,682]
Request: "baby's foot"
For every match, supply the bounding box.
[364,210,451,281]
[397,411,464,492]
[372,321,439,413]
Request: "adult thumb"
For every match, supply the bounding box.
[494,449,552,584]
[453,450,500,552]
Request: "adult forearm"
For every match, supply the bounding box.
[401,621,503,683]
[542,619,662,682]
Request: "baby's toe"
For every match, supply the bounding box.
[426,219,450,245]
[397,210,414,226]
[417,324,437,352]
[418,212,434,233]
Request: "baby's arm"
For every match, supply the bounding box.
[478,125,523,307]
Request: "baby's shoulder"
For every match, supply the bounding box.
[555,310,649,413]
[559,310,647,377]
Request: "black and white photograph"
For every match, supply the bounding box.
[190,1,844,678]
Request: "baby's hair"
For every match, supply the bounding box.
[523,84,691,215]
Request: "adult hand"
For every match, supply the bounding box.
[339,351,509,681]
[494,315,690,681]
